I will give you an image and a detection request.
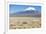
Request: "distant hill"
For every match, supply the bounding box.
[10,10,41,17]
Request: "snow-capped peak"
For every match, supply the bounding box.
[24,7,36,11]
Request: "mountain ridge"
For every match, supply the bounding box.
[10,10,41,17]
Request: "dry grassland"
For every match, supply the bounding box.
[9,17,41,29]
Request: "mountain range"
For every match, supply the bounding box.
[10,10,41,17]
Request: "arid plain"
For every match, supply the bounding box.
[9,17,41,29]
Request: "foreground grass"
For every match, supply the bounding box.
[9,17,41,29]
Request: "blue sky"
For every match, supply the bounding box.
[9,4,41,14]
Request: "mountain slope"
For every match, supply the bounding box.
[10,10,41,17]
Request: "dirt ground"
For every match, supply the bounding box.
[9,17,41,29]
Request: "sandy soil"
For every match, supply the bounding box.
[9,17,41,29]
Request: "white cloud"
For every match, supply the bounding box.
[24,7,36,11]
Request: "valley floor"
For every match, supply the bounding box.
[9,17,41,29]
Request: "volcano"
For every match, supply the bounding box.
[10,10,41,17]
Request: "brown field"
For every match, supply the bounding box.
[9,17,41,29]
